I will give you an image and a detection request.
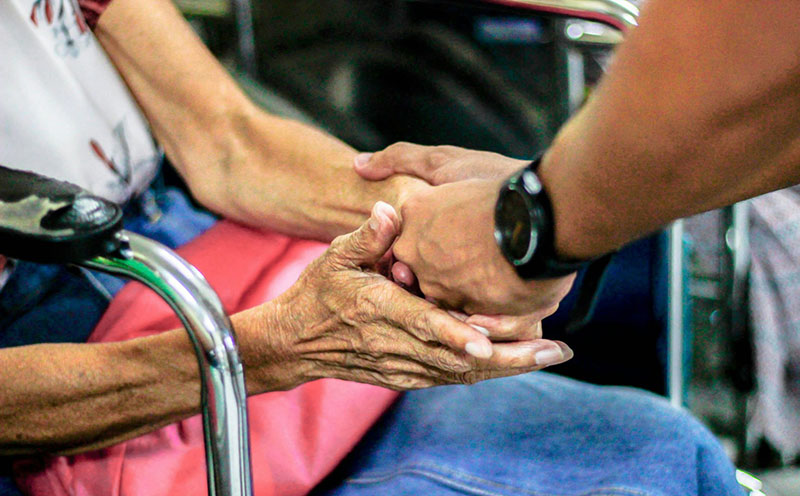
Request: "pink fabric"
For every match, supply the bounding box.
[15,221,399,496]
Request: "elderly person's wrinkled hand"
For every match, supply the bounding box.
[258,202,572,391]
[353,143,576,320]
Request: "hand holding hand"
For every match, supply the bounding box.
[391,179,575,316]
[353,142,577,337]
[261,202,572,391]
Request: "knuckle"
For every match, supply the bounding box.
[411,309,438,341]
[390,141,415,154]
[505,353,533,369]
[342,288,380,324]
[383,142,414,162]
[427,149,450,169]
[513,319,543,340]
[431,347,471,374]
[328,233,349,253]
[399,194,422,217]
[348,233,371,257]
[452,370,483,385]
[393,376,432,391]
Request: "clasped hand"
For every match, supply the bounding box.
[354,143,577,332]
[264,201,571,391]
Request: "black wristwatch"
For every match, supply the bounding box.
[494,155,589,280]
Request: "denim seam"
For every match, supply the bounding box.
[345,462,659,496]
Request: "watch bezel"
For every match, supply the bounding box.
[494,170,543,267]
[494,157,591,280]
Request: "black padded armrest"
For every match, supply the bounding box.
[0,165,123,264]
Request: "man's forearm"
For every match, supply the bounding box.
[540,0,800,260]
[95,0,426,241]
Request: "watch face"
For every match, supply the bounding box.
[496,187,538,264]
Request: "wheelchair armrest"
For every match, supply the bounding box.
[0,165,123,264]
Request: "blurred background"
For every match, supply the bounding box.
[173,0,800,493]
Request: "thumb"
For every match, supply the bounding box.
[353,143,434,182]
[353,152,397,181]
[330,201,400,268]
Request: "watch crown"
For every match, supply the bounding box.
[521,170,542,194]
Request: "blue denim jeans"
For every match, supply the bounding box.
[0,184,741,496]
[313,373,743,496]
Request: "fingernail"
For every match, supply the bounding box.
[374,201,395,219]
[470,324,490,337]
[465,341,492,359]
[534,347,564,366]
[354,152,373,169]
[368,209,379,230]
[556,341,575,360]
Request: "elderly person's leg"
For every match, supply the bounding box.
[313,372,741,496]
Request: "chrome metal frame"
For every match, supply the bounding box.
[82,231,253,496]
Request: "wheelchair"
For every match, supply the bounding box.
[1,0,763,494]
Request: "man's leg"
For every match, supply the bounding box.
[313,372,741,496]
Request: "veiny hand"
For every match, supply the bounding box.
[265,202,573,390]
[354,142,575,335]
[391,179,576,317]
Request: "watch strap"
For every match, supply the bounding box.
[499,156,589,279]
[496,154,616,332]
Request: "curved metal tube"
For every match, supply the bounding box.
[81,231,253,496]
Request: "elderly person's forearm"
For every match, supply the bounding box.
[95,0,427,241]
[0,206,571,456]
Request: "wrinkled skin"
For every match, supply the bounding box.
[355,143,577,319]
[268,202,573,391]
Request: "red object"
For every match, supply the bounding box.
[89,138,119,174]
[77,0,114,30]
[44,0,53,24]
[15,221,398,496]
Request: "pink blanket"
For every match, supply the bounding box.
[15,221,399,496]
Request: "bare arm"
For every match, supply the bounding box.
[0,307,287,455]
[94,0,426,240]
[543,0,800,260]
[352,0,800,312]
[1,207,569,456]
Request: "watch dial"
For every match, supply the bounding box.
[498,188,535,263]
